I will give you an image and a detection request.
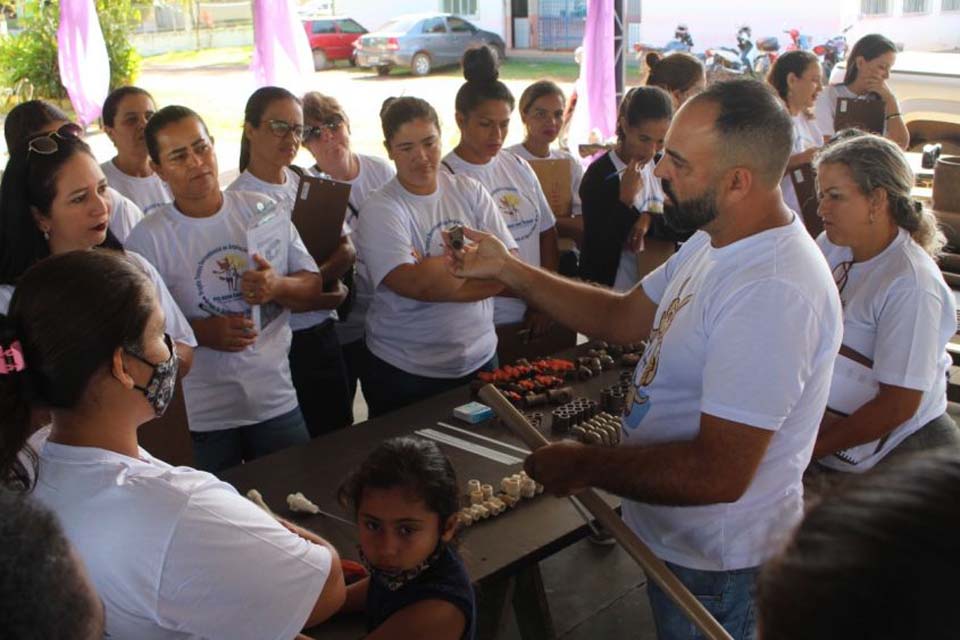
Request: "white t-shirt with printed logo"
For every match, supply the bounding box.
[506,143,583,216]
[227,167,347,332]
[101,160,173,215]
[31,435,331,640]
[107,186,144,243]
[125,191,319,432]
[307,154,396,345]
[356,172,517,378]
[442,150,556,325]
[817,229,955,471]
[608,151,666,292]
[781,114,823,216]
[621,213,842,571]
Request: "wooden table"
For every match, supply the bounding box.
[220,349,626,640]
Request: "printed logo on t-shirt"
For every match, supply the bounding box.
[424,219,467,258]
[623,277,694,433]
[491,186,540,242]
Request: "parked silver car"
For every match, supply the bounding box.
[354,13,507,77]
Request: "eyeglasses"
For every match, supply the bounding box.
[26,123,84,155]
[264,119,304,139]
[303,116,344,140]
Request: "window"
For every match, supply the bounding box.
[945,0,960,10]
[860,0,890,14]
[442,0,478,16]
[447,17,475,33]
[422,17,447,33]
[311,20,335,34]
[903,0,928,12]
[337,19,365,34]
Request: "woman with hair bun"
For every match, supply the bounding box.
[811,133,959,473]
[644,51,705,109]
[442,46,560,337]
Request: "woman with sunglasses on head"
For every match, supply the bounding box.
[506,80,583,275]
[0,129,195,374]
[301,92,395,408]
[355,96,517,417]
[810,134,958,478]
[3,100,144,242]
[100,86,172,215]
[227,87,356,436]
[0,250,346,639]
[443,47,559,337]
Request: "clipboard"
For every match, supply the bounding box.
[528,158,573,218]
[291,173,351,265]
[246,208,288,333]
[834,97,885,135]
[789,163,824,237]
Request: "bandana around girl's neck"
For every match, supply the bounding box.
[358,542,445,592]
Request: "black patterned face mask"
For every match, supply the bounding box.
[125,334,179,418]
[358,543,444,592]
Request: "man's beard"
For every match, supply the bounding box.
[662,179,719,235]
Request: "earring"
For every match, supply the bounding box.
[42,229,50,240]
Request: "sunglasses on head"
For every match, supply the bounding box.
[27,122,85,155]
[264,119,304,139]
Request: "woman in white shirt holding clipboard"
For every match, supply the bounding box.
[811,134,959,474]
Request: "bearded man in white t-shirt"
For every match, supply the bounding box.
[447,79,843,640]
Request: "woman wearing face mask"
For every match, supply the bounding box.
[301,92,395,408]
[100,86,172,215]
[354,96,517,417]
[3,100,144,242]
[0,128,195,373]
[507,80,583,266]
[578,87,674,291]
[814,34,909,150]
[443,47,559,337]
[768,50,825,219]
[0,250,346,639]
[228,87,356,436]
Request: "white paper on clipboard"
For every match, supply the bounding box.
[246,204,289,333]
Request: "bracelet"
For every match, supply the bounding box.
[885,112,902,120]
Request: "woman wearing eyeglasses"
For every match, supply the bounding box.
[810,134,959,476]
[100,86,172,215]
[2,100,144,242]
[300,92,395,410]
[0,126,195,374]
[227,87,356,436]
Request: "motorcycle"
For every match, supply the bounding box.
[753,29,812,77]
[705,25,760,80]
[814,25,852,81]
[633,23,697,60]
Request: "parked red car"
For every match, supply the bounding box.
[302,16,368,70]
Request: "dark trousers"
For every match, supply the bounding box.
[289,320,353,437]
[363,350,496,418]
[341,338,369,406]
[190,407,309,474]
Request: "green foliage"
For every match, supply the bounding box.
[0,0,142,104]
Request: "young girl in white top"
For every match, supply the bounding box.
[0,250,345,640]
[301,91,396,410]
[507,80,583,266]
[814,33,910,150]
[355,96,517,417]
[228,87,356,436]
[812,134,959,473]
[767,50,824,223]
[100,87,172,215]
[443,46,559,333]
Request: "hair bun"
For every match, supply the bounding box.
[379,96,399,119]
[462,46,499,83]
[645,51,663,70]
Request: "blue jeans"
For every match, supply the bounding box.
[190,407,310,474]
[646,561,758,640]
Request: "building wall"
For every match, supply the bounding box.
[849,0,960,51]
[339,0,507,39]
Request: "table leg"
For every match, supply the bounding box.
[512,563,557,640]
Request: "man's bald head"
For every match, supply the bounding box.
[685,79,793,188]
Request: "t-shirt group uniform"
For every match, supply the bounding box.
[30,430,334,640]
[126,190,317,472]
[441,150,556,326]
[106,186,145,242]
[621,213,842,627]
[354,170,517,417]
[815,228,959,472]
[306,154,395,404]
[101,159,173,215]
[813,84,883,140]
[227,167,353,436]
[506,143,583,276]
[781,114,823,218]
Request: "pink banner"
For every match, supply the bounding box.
[582,0,617,143]
[251,0,314,95]
[57,0,110,127]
